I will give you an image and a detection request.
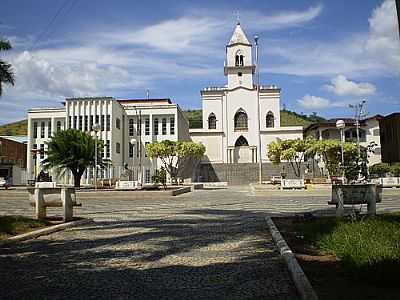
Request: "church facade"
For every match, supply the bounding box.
[190,22,303,164]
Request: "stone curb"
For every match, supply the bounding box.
[265,217,319,300]
[0,218,94,246]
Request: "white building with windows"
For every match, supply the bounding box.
[189,22,303,163]
[27,97,190,185]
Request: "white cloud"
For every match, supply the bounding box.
[324,75,376,96]
[266,0,400,77]
[297,94,331,109]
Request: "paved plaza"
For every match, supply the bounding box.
[0,186,399,299]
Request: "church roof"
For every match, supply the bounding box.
[228,22,251,46]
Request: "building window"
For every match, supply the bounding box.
[145,169,151,183]
[84,116,88,131]
[106,115,110,131]
[73,116,77,129]
[40,144,45,159]
[48,121,52,137]
[79,116,83,130]
[90,116,94,130]
[41,122,45,138]
[101,115,105,131]
[33,122,38,138]
[145,118,150,135]
[56,121,62,132]
[129,119,134,136]
[145,142,149,157]
[129,143,134,158]
[345,128,366,142]
[95,115,99,127]
[234,109,248,130]
[238,72,242,77]
[235,136,249,147]
[322,130,330,139]
[373,128,380,136]
[162,118,167,135]
[208,113,216,129]
[106,140,110,158]
[116,142,120,154]
[116,118,121,130]
[68,117,72,129]
[154,118,159,135]
[170,117,175,135]
[266,111,274,128]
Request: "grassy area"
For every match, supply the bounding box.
[297,215,400,285]
[275,215,400,299]
[0,216,50,240]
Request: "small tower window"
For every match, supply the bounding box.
[235,50,244,67]
[238,72,242,77]
[208,113,217,129]
[266,111,274,128]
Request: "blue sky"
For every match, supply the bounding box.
[0,0,399,124]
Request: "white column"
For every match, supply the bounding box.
[27,117,33,178]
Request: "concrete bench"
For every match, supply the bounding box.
[27,187,80,221]
[280,179,305,190]
[371,177,400,188]
[329,184,382,216]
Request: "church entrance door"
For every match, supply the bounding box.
[234,136,251,163]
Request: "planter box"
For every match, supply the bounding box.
[281,179,305,190]
[330,184,382,216]
[115,180,138,190]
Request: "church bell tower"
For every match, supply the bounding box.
[224,22,255,89]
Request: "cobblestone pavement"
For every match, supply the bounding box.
[0,186,306,300]
[0,186,399,299]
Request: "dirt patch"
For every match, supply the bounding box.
[274,217,400,300]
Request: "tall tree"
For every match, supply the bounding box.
[0,39,15,96]
[43,129,106,188]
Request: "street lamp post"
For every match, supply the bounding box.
[336,120,346,183]
[92,123,101,190]
[254,35,263,185]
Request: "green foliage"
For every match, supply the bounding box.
[267,137,317,177]
[43,129,106,187]
[152,167,167,190]
[308,139,359,178]
[184,109,202,128]
[369,163,391,177]
[390,163,400,177]
[0,215,49,240]
[0,119,27,135]
[0,39,15,96]
[146,140,205,182]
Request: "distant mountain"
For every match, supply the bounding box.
[0,120,28,135]
[0,110,326,135]
[184,109,326,129]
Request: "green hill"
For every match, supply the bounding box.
[0,110,325,135]
[0,120,28,135]
[184,109,325,129]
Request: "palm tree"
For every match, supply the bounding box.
[0,39,15,96]
[43,129,106,188]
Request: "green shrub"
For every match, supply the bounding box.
[390,163,400,177]
[369,162,391,177]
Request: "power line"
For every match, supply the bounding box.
[29,0,79,51]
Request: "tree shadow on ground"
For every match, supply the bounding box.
[0,208,299,300]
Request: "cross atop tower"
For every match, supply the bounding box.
[235,11,240,24]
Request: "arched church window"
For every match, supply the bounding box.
[235,50,244,67]
[234,109,248,130]
[266,111,274,128]
[235,136,249,147]
[208,113,216,129]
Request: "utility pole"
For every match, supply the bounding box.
[255,35,262,184]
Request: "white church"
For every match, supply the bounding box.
[26,22,303,184]
[190,22,303,164]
